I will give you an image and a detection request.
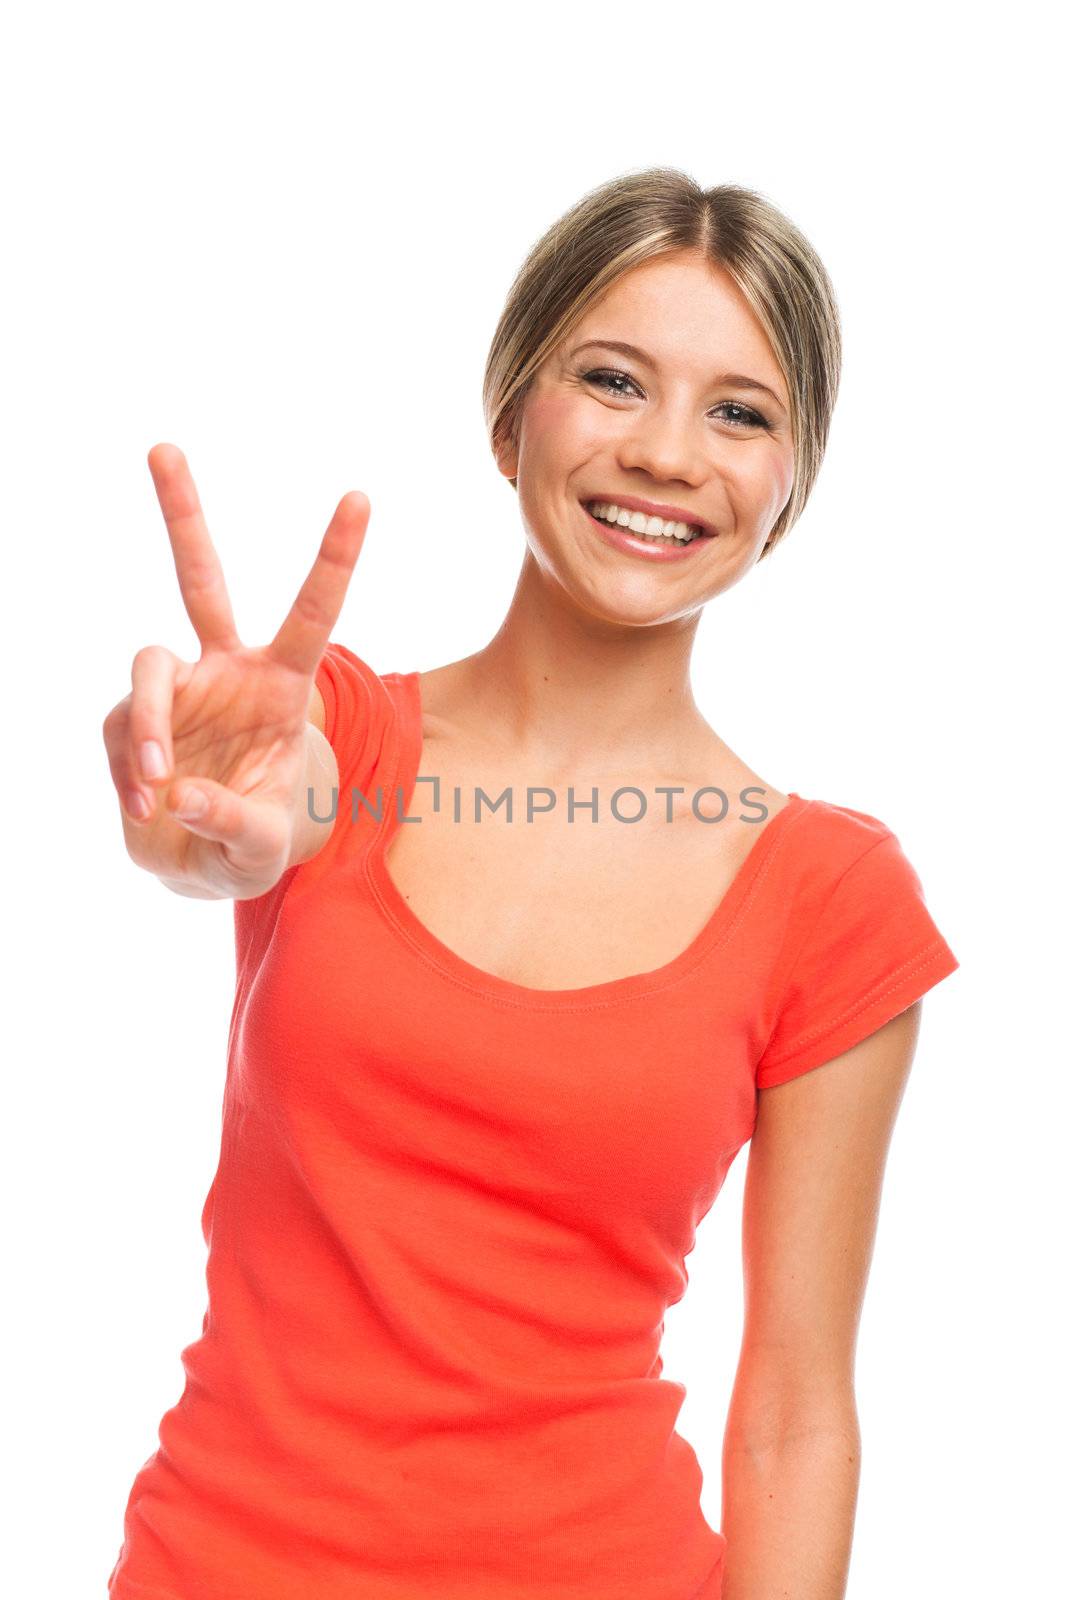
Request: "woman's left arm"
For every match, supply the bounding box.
[720,1000,924,1600]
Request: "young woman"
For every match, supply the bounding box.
[103,169,959,1600]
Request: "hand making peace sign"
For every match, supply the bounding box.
[101,443,369,900]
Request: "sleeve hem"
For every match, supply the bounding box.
[315,650,339,749]
[755,936,960,1089]
[314,643,376,795]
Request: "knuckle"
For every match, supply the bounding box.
[102,696,129,738]
[131,643,171,677]
[121,827,154,868]
[291,590,332,628]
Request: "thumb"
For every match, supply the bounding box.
[165,777,279,854]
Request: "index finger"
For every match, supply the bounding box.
[147,442,241,653]
[269,490,370,676]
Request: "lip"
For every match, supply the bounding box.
[581,492,713,537]
[580,500,716,561]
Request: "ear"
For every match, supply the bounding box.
[493,425,519,482]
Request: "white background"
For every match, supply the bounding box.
[4,3,1062,1595]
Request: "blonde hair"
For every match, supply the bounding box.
[482,167,842,560]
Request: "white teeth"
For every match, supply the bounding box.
[588,501,702,543]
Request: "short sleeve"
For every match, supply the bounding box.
[313,640,391,803]
[755,830,960,1089]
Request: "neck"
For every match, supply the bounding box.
[449,548,714,774]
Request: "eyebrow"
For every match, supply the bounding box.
[568,338,787,411]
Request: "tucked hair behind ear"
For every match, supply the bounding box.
[482,167,842,560]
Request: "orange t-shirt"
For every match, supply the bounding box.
[108,642,960,1600]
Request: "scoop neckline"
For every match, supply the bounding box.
[362,669,810,1011]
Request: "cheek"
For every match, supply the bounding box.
[520,389,602,466]
[733,443,794,514]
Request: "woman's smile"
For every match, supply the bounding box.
[579,498,718,561]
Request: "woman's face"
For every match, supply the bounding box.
[496,250,796,626]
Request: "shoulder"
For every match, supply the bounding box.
[763,794,927,939]
[754,796,959,1088]
[311,640,406,793]
[313,640,404,724]
[795,795,898,871]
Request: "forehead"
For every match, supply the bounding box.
[566,251,784,386]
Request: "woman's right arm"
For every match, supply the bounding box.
[102,443,368,903]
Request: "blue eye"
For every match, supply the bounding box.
[581,367,641,398]
[580,369,769,429]
[715,401,769,430]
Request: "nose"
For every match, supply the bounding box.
[615,404,706,487]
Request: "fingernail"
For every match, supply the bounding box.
[126,790,151,820]
[140,740,167,780]
[173,787,207,819]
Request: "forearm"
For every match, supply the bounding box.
[720,1399,861,1600]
